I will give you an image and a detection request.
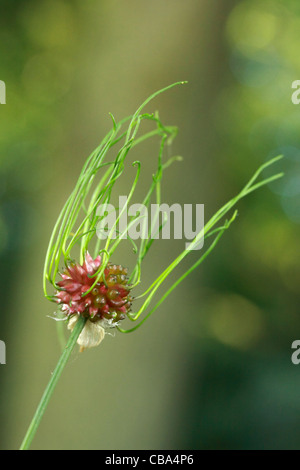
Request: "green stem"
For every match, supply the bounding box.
[20,316,86,450]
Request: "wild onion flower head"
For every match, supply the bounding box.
[43,82,283,351]
[56,252,132,321]
[55,253,132,350]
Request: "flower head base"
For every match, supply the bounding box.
[55,252,133,349]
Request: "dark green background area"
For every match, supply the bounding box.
[0,0,299,450]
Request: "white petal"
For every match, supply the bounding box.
[67,314,80,331]
[77,320,105,350]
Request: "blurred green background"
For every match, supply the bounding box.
[0,0,300,450]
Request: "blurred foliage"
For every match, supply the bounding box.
[0,0,299,450]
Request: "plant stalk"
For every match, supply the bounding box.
[20,316,86,450]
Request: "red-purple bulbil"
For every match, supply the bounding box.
[56,252,132,324]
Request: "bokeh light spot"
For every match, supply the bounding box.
[226,1,278,56]
[19,1,76,48]
[207,294,264,350]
